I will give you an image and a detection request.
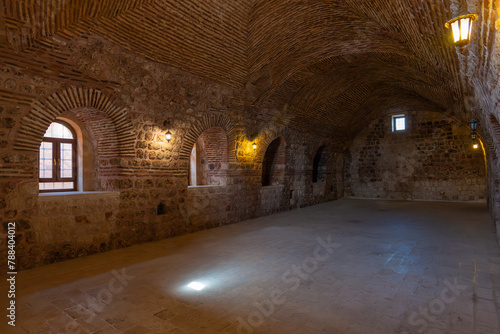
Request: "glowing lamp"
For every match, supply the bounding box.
[166,130,172,142]
[445,13,478,46]
[473,143,479,149]
[252,142,257,150]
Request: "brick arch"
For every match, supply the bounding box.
[257,128,292,187]
[310,138,330,158]
[179,113,236,162]
[71,107,120,160]
[256,128,292,162]
[14,86,135,158]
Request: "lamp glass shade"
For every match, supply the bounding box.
[166,131,172,142]
[470,119,478,131]
[451,20,461,43]
[445,14,478,46]
[252,142,257,150]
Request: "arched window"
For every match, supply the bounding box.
[189,127,228,186]
[39,121,77,192]
[262,137,286,186]
[313,145,327,183]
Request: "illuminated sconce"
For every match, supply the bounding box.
[445,2,478,47]
[473,142,479,149]
[163,119,172,142]
[252,142,257,150]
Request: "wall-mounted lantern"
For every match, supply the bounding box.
[252,142,257,150]
[445,2,478,47]
[163,120,172,142]
[470,119,478,134]
[470,119,479,149]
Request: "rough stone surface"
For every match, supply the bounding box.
[345,110,487,201]
[0,1,498,270]
[0,34,346,269]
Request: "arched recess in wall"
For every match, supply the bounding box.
[313,145,328,183]
[179,114,236,185]
[189,127,229,186]
[14,87,135,156]
[14,87,136,188]
[261,137,286,186]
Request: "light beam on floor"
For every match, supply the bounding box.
[187,281,206,291]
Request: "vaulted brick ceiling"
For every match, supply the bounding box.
[2,0,493,139]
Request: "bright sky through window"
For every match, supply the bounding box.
[39,121,76,192]
[392,115,406,132]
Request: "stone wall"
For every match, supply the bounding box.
[33,192,120,268]
[260,185,287,216]
[345,110,487,201]
[0,33,344,270]
[195,127,229,186]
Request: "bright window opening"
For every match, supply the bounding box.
[39,121,77,192]
[392,115,406,132]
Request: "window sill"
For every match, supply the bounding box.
[187,185,225,188]
[261,184,284,189]
[187,185,227,195]
[38,191,120,200]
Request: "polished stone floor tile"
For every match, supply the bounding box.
[1,199,499,334]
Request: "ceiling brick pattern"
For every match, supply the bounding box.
[1,0,498,149]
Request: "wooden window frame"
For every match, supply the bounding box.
[39,120,78,192]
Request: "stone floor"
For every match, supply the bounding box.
[3,199,500,334]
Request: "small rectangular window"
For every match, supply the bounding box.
[392,114,406,132]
